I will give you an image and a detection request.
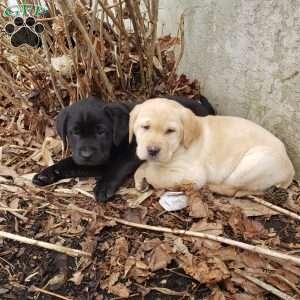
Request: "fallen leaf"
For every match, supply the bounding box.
[231,273,264,295]
[188,194,209,218]
[0,165,18,178]
[207,288,226,300]
[148,243,172,271]
[46,273,67,290]
[214,197,278,217]
[109,283,130,298]
[177,255,230,284]
[69,271,84,285]
[190,220,223,249]
[123,206,148,224]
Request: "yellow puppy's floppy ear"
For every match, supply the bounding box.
[181,107,201,148]
[129,104,141,143]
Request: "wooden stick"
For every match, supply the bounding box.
[41,34,64,109]
[248,195,300,221]
[169,13,185,83]
[29,286,73,300]
[0,203,28,222]
[235,270,295,300]
[104,216,300,266]
[98,0,129,39]
[62,0,113,99]
[125,0,146,88]
[271,273,300,297]
[0,207,24,212]
[0,231,91,257]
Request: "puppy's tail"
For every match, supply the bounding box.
[199,95,216,115]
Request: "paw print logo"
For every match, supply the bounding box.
[4,16,44,48]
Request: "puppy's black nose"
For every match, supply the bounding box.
[79,148,94,159]
[147,146,160,157]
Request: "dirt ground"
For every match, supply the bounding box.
[0,123,300,300]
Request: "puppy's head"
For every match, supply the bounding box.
[129,98,200,163]
[56,97,129,166]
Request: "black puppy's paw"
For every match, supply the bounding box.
[32,167,62,186]
[94,181,117,202]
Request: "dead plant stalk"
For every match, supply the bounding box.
[105,216,300,266]
[0,231,91,257]
[235,270,295,300]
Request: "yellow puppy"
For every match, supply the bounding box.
[129,98,295,196]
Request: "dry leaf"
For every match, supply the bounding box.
[69,271,84,286]
[214,198,278,217]
[109,283,130,298]
[148,243,172,271]
[188,194,209,218]
[123,207,148,224]
[177,255,230,284]
[207,288,226,300]
[0,166,18,178]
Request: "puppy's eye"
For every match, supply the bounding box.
[96,128,105,135]
[72,128,80,135]
[165,128,175,134]
[142,125,150,130]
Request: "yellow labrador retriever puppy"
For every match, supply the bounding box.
[129,98,295,196]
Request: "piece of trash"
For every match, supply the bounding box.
[159,192,188,211]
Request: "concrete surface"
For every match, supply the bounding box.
[158,0,300,175]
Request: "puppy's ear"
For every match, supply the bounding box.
[56,107,69,147]
[181,107,201,148]
[129,104,141,143]
[105,105,129,146]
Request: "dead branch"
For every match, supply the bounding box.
[98,0,129,39]
[29,286,73,300]
[60,0,114,99]
[169,13,184,84]
[125,0,146,88]
[235,270,295,300]
[41,34,65,108]
[248,195,300,221]
[146,0,159,90]
[104,215,300,266]
[0,230,91,257]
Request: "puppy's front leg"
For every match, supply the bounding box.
[134,164,150,192]
[32,157,105,186]
[94,146,142,202]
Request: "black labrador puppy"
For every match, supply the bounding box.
[33,96,215,201]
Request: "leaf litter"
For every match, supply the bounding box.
[0,1,300,300]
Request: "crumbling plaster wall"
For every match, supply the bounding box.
[159,0,300,175]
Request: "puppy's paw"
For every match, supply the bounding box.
[94,181,116,202]
[32,167,61,186]
[135,177,150,193]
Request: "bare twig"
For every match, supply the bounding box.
[104,215,300,266]
[235,270,295,300]
[248,195,300,221]
[29,286,73,300]
[98,0,129,39]
[41,34,65,108]
[169,13,184,84]
[125,0,146,88]
[270,273,300,297]
[0,231,91,257]
[145,0,158,91]
[61,0,114,99]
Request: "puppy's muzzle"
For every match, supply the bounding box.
[79,147,96,161]
[147,145,160,158]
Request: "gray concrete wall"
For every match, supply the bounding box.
[158,0,300,175]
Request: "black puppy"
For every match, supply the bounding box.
[33,96,215,201]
